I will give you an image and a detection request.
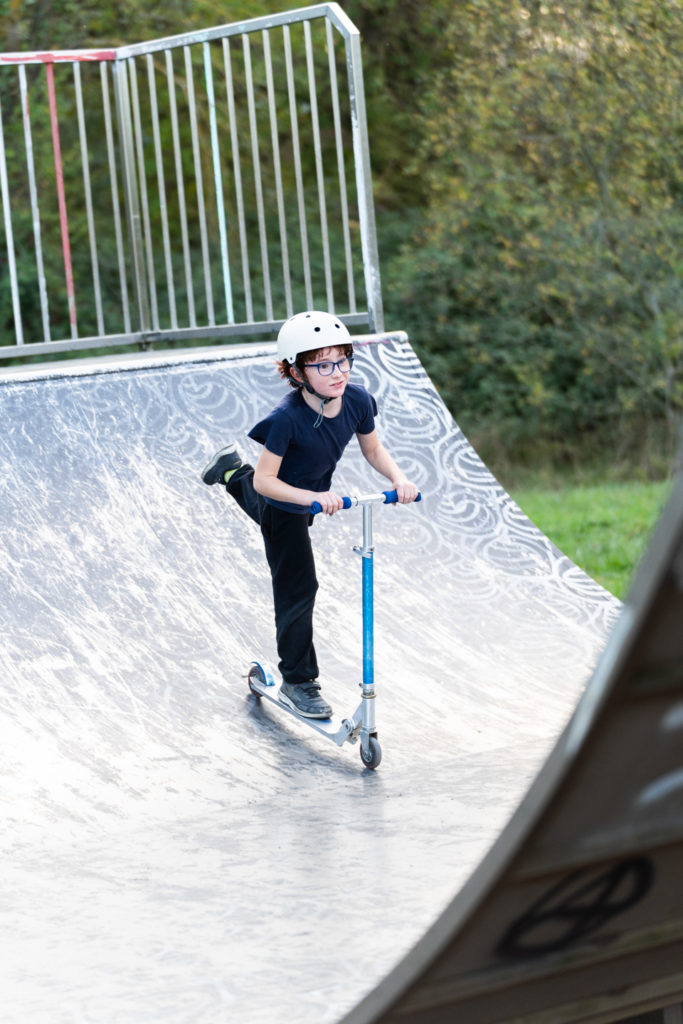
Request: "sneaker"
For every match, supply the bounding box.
[279,681,333,719]
[201,443,243,486]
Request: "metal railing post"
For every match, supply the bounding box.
[344,28,384,333]
[112,55,150,338]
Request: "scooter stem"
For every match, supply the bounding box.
[362,503,374,690]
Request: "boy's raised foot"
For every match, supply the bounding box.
[201,443,243,486]
[279,681,333,719]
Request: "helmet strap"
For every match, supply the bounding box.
[290,366,332,428]
[303,380,332,429]
[312,396,327,429]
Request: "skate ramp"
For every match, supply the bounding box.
[344,474,683,1022]
[1,335,622,1023]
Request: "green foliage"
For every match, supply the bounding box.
[383,0,683,470]
[510,479,671,597]
[342,0,454,208]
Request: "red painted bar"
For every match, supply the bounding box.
[45,61,77,335]
[0,50,116,65]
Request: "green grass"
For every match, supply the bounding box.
[509,480,672,599]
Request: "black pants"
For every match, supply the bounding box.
[227,466,319,684]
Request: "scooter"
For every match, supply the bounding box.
[247,489,421,769]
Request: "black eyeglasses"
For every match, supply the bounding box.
[304,356,354,376]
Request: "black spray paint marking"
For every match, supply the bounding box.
[496,857,655,959]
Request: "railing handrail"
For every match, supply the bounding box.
[0,5,359,65]
[0,3,383,358]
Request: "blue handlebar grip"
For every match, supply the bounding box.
[310,496,354,515]
[382,489,422,504]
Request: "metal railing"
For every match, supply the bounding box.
[0,3,383,358]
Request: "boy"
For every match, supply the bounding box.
[201,311,418,719]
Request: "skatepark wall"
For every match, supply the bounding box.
[0,335,681,1023]
[343,459,683,1023]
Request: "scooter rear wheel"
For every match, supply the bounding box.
[247,663,264,697]
[360,736,382,770]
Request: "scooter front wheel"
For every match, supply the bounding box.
[360,736,382,770]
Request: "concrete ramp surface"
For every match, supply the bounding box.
[1,337,624,1022]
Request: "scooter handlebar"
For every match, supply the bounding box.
[310,489,422,515]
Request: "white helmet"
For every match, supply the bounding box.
[276,310,351,364]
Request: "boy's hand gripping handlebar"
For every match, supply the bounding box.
[310,489,422,515]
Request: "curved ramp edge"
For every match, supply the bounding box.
[0,337,627,1023]
[343,474,683,1023]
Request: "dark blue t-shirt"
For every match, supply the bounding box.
[248,383,378,513]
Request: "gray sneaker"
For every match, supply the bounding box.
[279,681,333,719]
[201,443,243,485]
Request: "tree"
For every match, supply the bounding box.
[386,0,683,469]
